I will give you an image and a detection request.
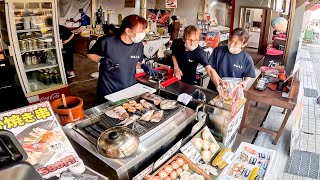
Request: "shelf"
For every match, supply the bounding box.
[21,47,55,55]
[16,27,52,33]
[24,63,58,72]
[26,84,66,97]
[15,15,52,18]
[30,81,63,92]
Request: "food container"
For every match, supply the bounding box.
[149,153,210,180]
[219,142,276,180]
[19,40,27,51]
[51,96,85,126]
[32,39,38,50]
[180,126,221,164]
[23,17,31,30]
[26,39,33,50]
[38,39,46,48]
[96,126,140,159]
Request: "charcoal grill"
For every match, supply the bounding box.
[65,93,196,180]
[73,100,184,145]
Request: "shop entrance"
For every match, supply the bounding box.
[239,7,269,57]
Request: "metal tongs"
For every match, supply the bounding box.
[191,89,207,122]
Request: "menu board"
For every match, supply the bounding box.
[0,101,83,179]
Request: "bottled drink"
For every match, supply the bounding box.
[53,70,61,84]
[25,53,32,66]
[46,50,56,65]
[49,73,54,84]
[38,70,44,82]
[44,72,51,85]
[31,52,38,65]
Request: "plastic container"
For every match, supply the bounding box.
[51,96,85,126]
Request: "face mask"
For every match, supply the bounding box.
[130,32,146,43]
[185,43,198,51]
[228,45,242,54]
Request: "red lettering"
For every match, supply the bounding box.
[47,165,57,172]
[38,167,49,176]
[37,156,78,176]
[62,155,76,167]
[55,161,65,169]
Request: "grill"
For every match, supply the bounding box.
[73,98,185,145]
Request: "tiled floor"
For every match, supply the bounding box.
[278,44,320,180]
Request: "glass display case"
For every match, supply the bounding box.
[5,0,67,97]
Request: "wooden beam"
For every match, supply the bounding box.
[283,0,297,67]
[305,0,319,10]
[296,0,309,8]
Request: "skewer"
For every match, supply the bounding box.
[61,94,67,108]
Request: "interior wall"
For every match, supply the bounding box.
[100,0,140,25]
[93,0,227,26]
[207,1,228,26]
[250,8,263,22]
[59,0,91,23]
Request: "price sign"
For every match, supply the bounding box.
[153,139,182,170]
[132,163,154,180]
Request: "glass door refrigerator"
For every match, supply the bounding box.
[4,0,68,104]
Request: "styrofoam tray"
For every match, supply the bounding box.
[218,142,276,180]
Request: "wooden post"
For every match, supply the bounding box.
[305,0,318,10]
[140,0,147,19]
[91,0,97,25]
[283,0,297,66]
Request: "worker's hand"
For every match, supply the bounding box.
[63,40,68,44]
[141,64,158,77]
[239,81,248,89]
[174,67,183,80]
[212,74,224,87]
[100,57,119,71]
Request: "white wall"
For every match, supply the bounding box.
[207,1,227,26]
[97,0,226,26]
[250,8,263,22]
[100,0,140,24]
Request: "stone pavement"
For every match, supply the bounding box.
[280,44,320,180]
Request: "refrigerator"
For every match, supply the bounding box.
[3,0,68,104]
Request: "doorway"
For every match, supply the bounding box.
[239,7,270,64]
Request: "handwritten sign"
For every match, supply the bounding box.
[133,163,154,180]
[153,139,182,170]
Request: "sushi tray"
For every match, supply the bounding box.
[218,142,276,180]
[73,92,185,144]
[146,153,211,180]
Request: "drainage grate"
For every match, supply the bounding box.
[284,150,320,179]
[304,88,319,98]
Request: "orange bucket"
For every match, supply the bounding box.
[51,96,85,126]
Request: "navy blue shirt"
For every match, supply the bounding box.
[80,13,89,26]
[88,36,144,102]
[207,46,256,90]
[171,39,209,84]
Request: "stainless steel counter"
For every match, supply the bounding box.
[64,99,196,179]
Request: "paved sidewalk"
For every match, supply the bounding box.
[280,44,320,180]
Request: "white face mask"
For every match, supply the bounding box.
[130,32,146,43]
[185,43,198,51]
[228,45,242,54]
